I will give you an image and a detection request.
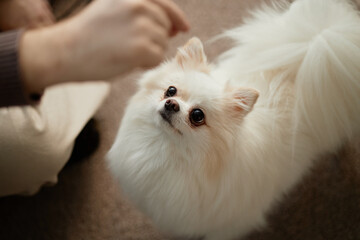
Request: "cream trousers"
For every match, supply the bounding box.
[0,82,110,197]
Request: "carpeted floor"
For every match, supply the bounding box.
[0,0,359,240]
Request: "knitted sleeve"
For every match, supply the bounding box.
[0,29,41,108]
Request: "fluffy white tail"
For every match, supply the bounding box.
[218,0,360,151]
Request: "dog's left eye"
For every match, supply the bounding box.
[190,109,205,126]
[165,86,177,97]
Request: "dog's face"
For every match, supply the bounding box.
[127,38,259,177]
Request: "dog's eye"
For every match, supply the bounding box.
[165,86,177,97]
[190,109,205,126]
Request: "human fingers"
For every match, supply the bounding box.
[132,15,168,57]
[141,42,165,68]
[147,21,169,51]
[143,0,171,35]
[149,0,190,34]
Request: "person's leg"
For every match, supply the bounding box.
[0,82,110,197]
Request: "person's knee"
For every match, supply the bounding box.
[0,129,74,197]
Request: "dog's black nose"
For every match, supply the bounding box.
[165,99,180,112]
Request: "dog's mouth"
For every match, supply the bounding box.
[160,111,172,125]
[159,111,182,135]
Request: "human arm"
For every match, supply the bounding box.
[19,0,190,104]
[0,0,55,107]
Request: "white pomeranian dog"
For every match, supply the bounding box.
[107,0,360,239]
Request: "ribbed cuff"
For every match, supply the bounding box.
[0,29,28,107]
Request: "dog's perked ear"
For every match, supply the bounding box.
[175,37,209,72]
[224,87,259,118]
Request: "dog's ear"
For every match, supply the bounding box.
[175,37,209,71]
[224,87,259,117]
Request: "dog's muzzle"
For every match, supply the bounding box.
[160,99,179,124]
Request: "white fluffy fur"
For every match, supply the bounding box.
[107,0,360,239]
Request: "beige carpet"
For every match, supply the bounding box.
[0,0,359,240]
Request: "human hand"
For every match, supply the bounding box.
[66,0,190,76]
[0,0,55,30]
[19,0,189,96]
[148,0,190,37]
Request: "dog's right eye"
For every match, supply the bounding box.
[165,86,177,97]
[190,109,205,126]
